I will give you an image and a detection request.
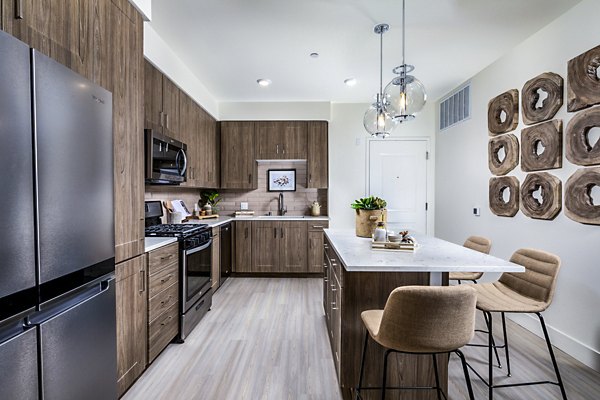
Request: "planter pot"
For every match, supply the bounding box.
[355,209,387,238]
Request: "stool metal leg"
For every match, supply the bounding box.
[432,354,442,400]
[455,350,475,400]
[381,349,392,400]
[355,330,369,400]
[486,311,495,400]
[501,312,511,377]
[483,311,502,368]
[538,313,568,400]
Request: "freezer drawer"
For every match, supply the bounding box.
[0,328,38,400]
[38,278,117,400]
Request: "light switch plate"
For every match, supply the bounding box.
[240,202,249,210]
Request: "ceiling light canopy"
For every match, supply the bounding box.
[344,78,357,87]
[257,78,271,87]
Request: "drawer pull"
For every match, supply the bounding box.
[160,295,173,305]
[160,254,174,261]
[160,274,173,284]
[160,315,173,326]
[312,225,324,229]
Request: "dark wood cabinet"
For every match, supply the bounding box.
[143,59,180,140]
[234,220,252,273]
[220,121,257,189]
[256,121,307,160]
[251,221,307,273]
[179,92,197,187]
[308,221,329,273]
[194,105,219,188]
[161,76,180,139]
[307,121,328,188]
[115,254,147,397]
[211,226,221,291]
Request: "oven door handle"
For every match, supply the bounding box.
[184,239,212,255]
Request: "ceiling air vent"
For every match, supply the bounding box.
[439,83,471,131]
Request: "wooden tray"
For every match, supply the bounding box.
[184,214,219,221]
[371,239,419,252]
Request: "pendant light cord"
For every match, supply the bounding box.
[379,28,383,98]
[402,0,406,70]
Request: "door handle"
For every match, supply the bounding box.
[15,0,23,19]
[159,111,164,127]
[274,227,277,238]
[139,270,146,293]
[165,113,169,129]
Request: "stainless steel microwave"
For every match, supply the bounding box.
[145,129,187,184]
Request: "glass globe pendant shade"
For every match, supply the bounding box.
[384,70,427,123]
[363,95,397,138]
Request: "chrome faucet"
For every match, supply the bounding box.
[278,192,287,216]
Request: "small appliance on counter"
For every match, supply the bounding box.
[145,201,213,342]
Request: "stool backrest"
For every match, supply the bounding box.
[463,236,492,254]
[377,285,477,353]
[500,248,561,305]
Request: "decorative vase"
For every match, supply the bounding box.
[310,201,321,216]
[355,209,387,238]
[202,204,212,216]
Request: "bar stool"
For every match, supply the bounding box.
[355,285,477,400]
[449,236,492,284]
[467,248,568,400]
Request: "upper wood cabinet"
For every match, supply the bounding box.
[143,59,180,140]
[256,121,307,159]
[220,121,257,189]
[195,105,219,188]
[178,92,197,187]
[251,221,307,273]
[307,121,328,188]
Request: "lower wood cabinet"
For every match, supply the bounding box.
[115,254,147,397]
[234,220,252,273]
[211,226,221,291]
[308,221,329,273]
[146,242,179,363]
[250,220,309,273]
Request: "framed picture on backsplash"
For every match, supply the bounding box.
[267,169,296,192]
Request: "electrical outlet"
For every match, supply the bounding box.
[355,137,361,146]
[240,202,249,210]
[473,207,480,216]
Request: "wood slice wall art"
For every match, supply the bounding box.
[565,167,600,225]
[489,134,519,175]
[521,72,563,125]
[567,44,600,112]
[520,172,562,220]
[521,120,563,172]
[488,89,519,135]
[566,106,600,166]
[489,176,520,217]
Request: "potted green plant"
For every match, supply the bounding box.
[351,196,387,237]
[199,190,221,216]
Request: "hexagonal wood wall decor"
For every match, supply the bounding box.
[489,134,519,176]
[520,173,562,220]
[521,120,563,172]
[488,89,519,135]
[522,72,563,125]
[489,176,520,217]
[565,167,600,225]
[567,44,600,112]
[566,106,600,166]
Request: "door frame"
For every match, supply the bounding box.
[365,137,432,234]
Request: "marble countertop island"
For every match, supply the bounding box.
[324,229,523,273]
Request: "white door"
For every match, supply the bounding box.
[368,139,428,234]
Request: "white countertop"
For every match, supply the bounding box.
[144,237,178,253]
[324,229,523,273]
[184,215,329,228]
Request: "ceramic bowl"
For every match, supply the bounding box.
[387,234,401,242]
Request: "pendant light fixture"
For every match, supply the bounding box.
[363,23,397,138]
[384,0,426,123]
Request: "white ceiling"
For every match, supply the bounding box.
[150,0,581,103]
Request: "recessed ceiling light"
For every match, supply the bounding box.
[310,52,319,58]
[257,79,271,87]
[344,78,357,87]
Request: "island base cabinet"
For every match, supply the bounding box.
[324,237,449,400]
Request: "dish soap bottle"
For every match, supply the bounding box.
[373,221,387,242]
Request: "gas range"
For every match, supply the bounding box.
[145,223,208,238]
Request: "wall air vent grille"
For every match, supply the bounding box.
[439,83,471,131]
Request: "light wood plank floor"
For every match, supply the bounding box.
[124,278,600,400]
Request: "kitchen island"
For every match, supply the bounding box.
[323,229,522,400]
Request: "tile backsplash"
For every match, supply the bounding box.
[145,161,327,217]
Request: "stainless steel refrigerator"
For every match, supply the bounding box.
[0,30,117,400]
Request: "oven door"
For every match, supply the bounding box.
[182,239,212,312]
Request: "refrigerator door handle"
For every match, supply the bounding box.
[27,278,114,326]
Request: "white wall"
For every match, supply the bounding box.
[435,0,600,370]
[144,24,219,118]
[329,102,437,231]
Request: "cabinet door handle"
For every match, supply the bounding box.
[165,113,169,129]
[282,146,286,154]
[309,174,312,183]
[15,0,23,19]
[139,270,146,293]
[276,144,279,154]
[274,227,277,238]
[248,174,252,184]
[159,111,164,127]
[245,227,248,239]
[281,228,284,238]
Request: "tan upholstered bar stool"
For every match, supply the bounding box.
[449,236,492,284]
[355,285,477,400]
[467,248,568,400]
